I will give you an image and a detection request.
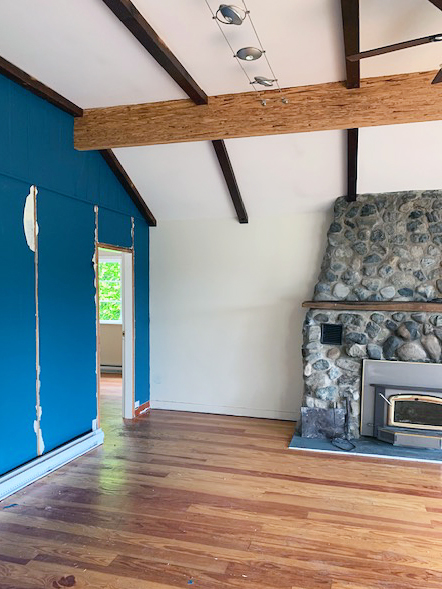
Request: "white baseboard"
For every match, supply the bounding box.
[150,399,296,421]
[0,429,104,502]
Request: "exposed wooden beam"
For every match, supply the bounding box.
[102,0,245,223]
[0,55,156,226]
[341,0,360,90]
[428,0,442,11]
[341,0,360,202]
[346,128,358,202]
[212,140,248,224]
[101,0,208,105]
[99,150,157,226]
[0,55,83,117]
[74,70,442,150]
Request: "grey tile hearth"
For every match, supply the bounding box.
[289,433,442,463]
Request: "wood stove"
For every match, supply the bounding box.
[388,394,442,431]
[371,383,442,449]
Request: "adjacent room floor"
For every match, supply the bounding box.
[1,377,442,588]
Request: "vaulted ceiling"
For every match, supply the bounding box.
[1,0,442,221]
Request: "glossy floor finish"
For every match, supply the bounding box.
[2,378,442,588]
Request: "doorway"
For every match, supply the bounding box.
[96,245,134,424]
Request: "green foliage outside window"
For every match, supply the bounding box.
[99,261,121,322]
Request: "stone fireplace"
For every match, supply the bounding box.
[301,190,442,439]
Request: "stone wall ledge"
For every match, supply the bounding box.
[303,301,442,312]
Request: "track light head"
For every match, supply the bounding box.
[236,47,263,61]
[216,4,247,25]
[251,76,276,87]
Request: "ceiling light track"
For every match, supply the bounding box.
[239,0,286,100]
[205,1,288,105]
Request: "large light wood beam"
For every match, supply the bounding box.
[74,70,442,150]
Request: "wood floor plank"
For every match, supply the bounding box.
[1,374,442,588]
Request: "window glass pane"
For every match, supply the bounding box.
[100,301,121,322]
[100,281,121,302]
[99,260,121,322]
[99,262,120,282]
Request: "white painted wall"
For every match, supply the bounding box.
[100,323,122,368]
[150,211,331,420]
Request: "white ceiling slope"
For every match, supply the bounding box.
[132,0,346,95]
[360,0,442,79]
[0,0,186,108]
[225,131,347,217]
[1,0,442,221]
[359,121,442,195]
[114,143,237,221]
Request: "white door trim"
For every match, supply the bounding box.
[121,250,134,418]
[97,245,135,420]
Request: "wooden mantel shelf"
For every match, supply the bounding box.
[302,301,442,312]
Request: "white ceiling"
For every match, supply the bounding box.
[359,121,442,194]
[114,142,236,221]
[0,0,186,107]
[1,0,442,221]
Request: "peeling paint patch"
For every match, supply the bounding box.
[23,186,38,251]
[34,417,45,455]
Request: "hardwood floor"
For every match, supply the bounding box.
[2,376,442,588]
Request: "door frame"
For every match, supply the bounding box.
[95,243,135,423]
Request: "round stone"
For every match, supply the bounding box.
[333,283,350,299]
[336,358,360,373]
[327,347,341,360]
[316,386,339,401]
[313,359,330,371]
[421,335,441,361]
[370,313,385,324]
[304,363,313,377]
[392,313,405,322]
[383,336,402,360]
[347,344,367,358]
[367,343,382,360]
[397,342,427,362]
[329,222,342,234]
[346,332,368,345]
[380,286,395,300]
[397,321,419,341]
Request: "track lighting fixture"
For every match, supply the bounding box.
[206,0,288,104]
[236,47,263,61]
[215,4,247,25]
[251,76,276,87]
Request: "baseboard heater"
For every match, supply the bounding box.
[0,429,104,502]
[100,364,122,373]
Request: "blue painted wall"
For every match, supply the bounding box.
[0,175,38,473]
[0,73,150,473]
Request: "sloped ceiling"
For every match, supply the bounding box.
[1,0,442,220]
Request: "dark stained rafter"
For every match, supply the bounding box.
[428,0,442,11]
[347,128,359,203]
[101,0,208,105]
[341,0,360,89]
[341,0,360,202]
[0,54,156,226]
[99,150,157,226]
[101,0,247,223]
[212,140,248,224]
